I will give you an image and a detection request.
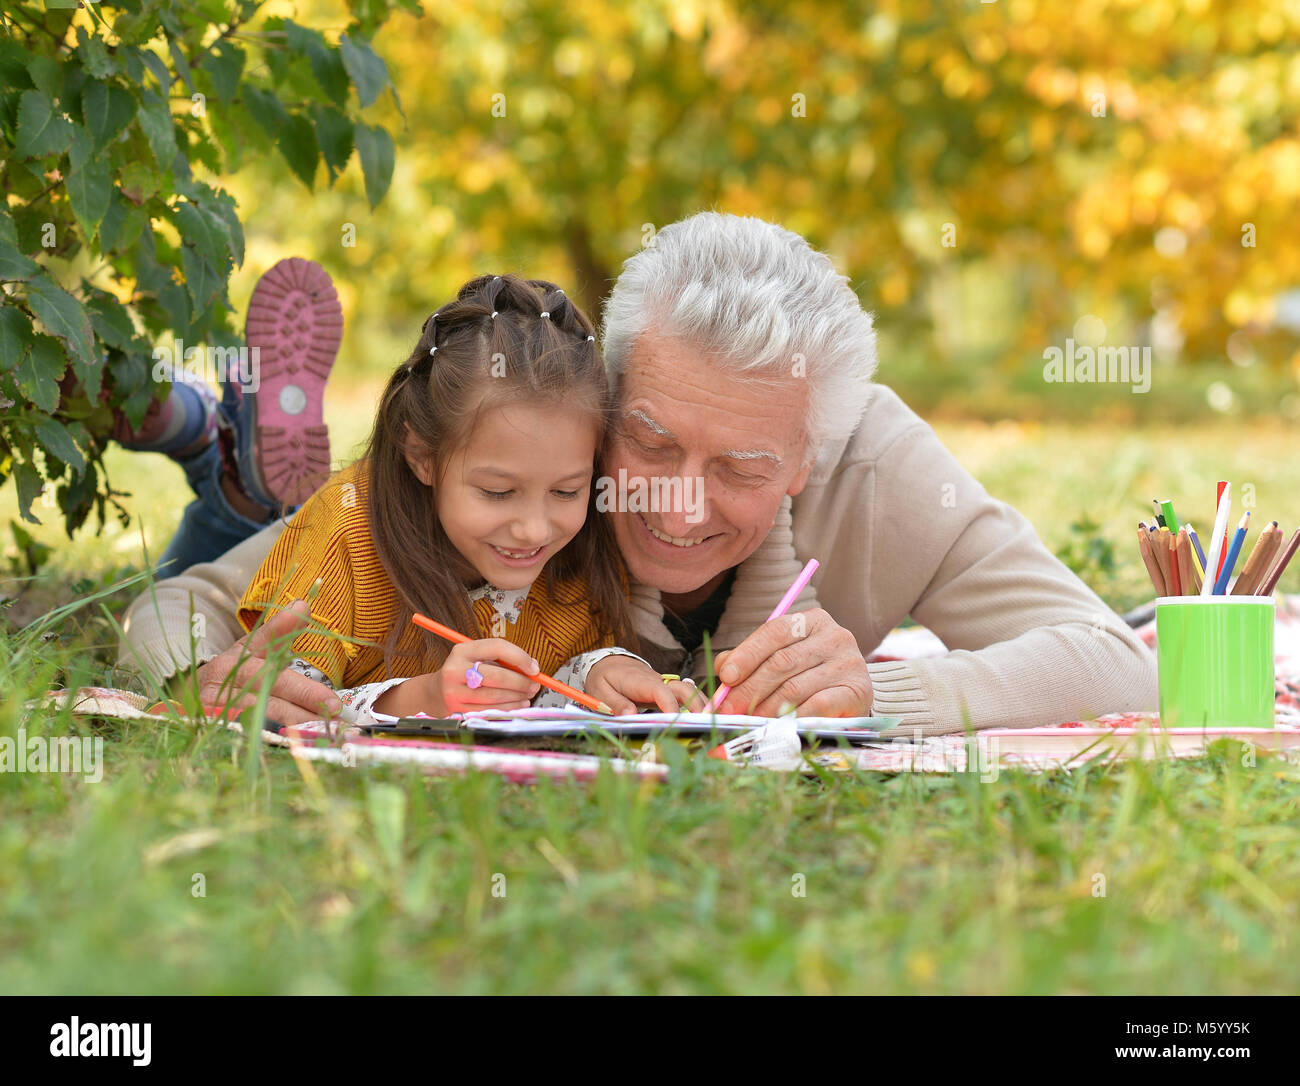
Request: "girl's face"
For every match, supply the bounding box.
[431,401,600,590]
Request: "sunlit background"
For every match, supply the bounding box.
[7,0,1300,602]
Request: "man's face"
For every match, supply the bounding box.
[604,334,813,595]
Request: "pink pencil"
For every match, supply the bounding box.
[708,558,820,713]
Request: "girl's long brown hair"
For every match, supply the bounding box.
[362,274,634,674]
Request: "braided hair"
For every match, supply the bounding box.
[359,274,632,674]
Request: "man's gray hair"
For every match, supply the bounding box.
[601,212,878,459]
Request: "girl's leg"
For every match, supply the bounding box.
[112,370,219,463]
[114,258,342,571]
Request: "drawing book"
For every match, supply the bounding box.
[375,705,902,744]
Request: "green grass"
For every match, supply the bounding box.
[2,404,1300,994]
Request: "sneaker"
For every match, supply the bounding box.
[221,258,343,509]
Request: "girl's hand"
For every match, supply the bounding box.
[585,656,707,716]
[431,639,543,715]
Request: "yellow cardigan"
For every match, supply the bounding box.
[236,461,612,688]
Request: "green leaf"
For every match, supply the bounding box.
[138,90,178,170]
[14,460,43,525]
[354,122,395,209]
[99,189,147,254]
[34,415,86,476]
[0,305,35,370]
[138,49,172,97]
[75,26,120,80]
[15,90,74,159]
[66,130,112,239]
[312,105,354,181]
[118,160,161,205]
[0,214,16,247]
[26,275,96,370]
[84,290,138,351]
[339,33,389,109]
[26,57,63,101]
[12,334,66,413]
[119,45,144,85]
[0,239,39,281]
[202,189,245,268]
[277,112,320,189]
[174,203,227,309]
[242,85,289,140]
[170,37,195,94]
[0,40,34,91]
[204,41,245,105]
[81,79,137,152]
[286,22,350,107]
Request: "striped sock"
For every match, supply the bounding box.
[115,378,218,458]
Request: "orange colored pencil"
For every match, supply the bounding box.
[1177,528,1196,596]
[411,612,614,715]
[1152,526,1173,595]
[1137,523,1165,595]
[1258,527,1300,597]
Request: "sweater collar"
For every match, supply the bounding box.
[630,494,819,655]
[467,582,531,625]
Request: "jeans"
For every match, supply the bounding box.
[154,444,276,577]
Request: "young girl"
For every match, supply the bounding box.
[236,274,699,725]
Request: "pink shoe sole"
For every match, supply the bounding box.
[243,258,343,506]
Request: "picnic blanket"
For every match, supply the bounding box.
[847,594,1300,773]
[34,594,1300,776]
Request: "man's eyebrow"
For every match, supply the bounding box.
[722,448,783,467]
[626,409,674,438]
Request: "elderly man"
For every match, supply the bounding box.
[119,212,1157,734]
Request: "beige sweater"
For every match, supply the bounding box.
[119,383,1157,734]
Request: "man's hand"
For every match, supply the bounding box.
[712,608,873,717]
[587,655,705,716]
[194,599,342,726]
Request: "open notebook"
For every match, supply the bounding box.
[373,705,902,744]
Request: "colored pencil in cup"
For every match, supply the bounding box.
[1201,483,1233,597]
[1231,521,1280,596]
[1213,511,1250,595]
[1214,481,1230,583]
[1137,522,1165,595]
[410,612,614,715]
[708,558,820,713]
[1153,526,1173,592]
[1258,526,1300,596]
[1167,528,1182,595]
[1184,523,1207,578]
[1151,500,1166,528]
[1176,529,1195,596]
[1160,499,1180,534]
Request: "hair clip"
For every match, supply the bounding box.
[428,345,437,356]
[491,311,498,319]
[540,311,550,319]
[587,335,595,342]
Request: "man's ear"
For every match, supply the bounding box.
[403,422,436,486]
[787,459,814,498]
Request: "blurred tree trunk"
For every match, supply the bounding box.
[565,219,613,328]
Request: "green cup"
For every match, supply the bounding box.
[1156,596,1275,729]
